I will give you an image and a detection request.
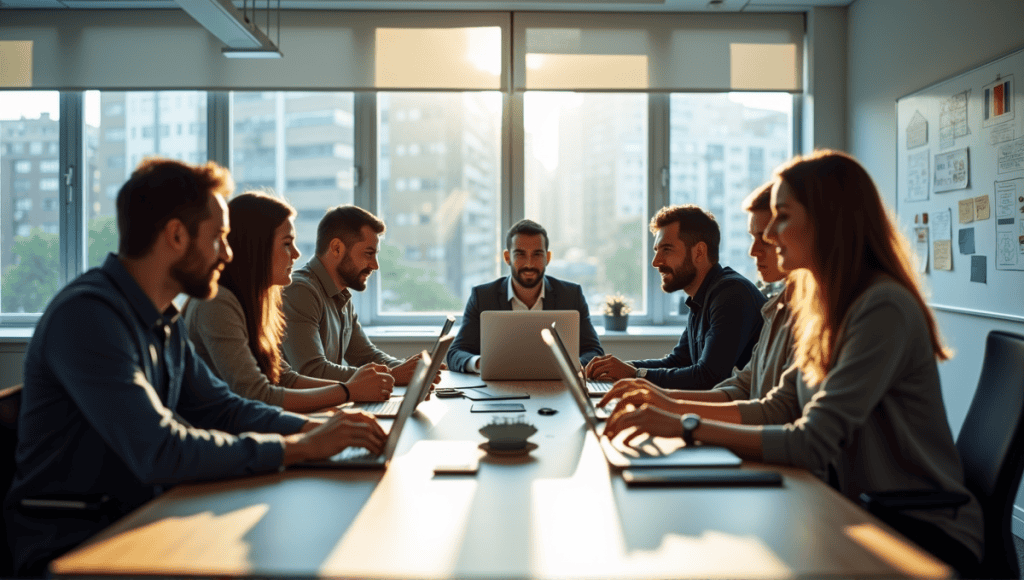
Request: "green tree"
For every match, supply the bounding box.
[605,220,644,300]
[1,217,120,314]
[88,215,119,267]
[2,228,59,313]
[377,244,463,313]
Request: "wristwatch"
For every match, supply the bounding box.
[681,413,701,446]
[635,367,648,379]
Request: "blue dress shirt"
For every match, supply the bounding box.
[631,263,766,390]
[4,254,307,574]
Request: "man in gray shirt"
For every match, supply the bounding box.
[282,205,430,386]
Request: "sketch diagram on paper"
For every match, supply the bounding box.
[940,90,970,148]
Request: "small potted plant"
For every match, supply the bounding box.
[603,293,632,332]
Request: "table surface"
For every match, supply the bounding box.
[51,371,952,579]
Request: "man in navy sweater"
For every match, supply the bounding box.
[447,219,604,373]
[585,205,765,390]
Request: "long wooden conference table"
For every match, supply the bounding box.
[51,372,952,579]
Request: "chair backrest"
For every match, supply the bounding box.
[955,331,1024,579]
[0,383,23,577]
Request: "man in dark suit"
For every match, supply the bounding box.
[447,219,604,373]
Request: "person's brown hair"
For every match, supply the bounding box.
[221,192,296,384]
[649,204,721,262]
[315,205,385,256]
[775,149,949,385]
[742,181,774,213]
[116,157,233,258]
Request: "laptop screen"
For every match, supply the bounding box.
[541,327,603,435]
[430,315,456,355]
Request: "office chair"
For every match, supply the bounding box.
[0,383,23,577]
[860,330,1024,579]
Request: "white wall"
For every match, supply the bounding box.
[847,0,1024,536]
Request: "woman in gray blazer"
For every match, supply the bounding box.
[602,150,982,576]
[184,192,393,412]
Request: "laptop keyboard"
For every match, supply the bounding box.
[587,380,615,393]
[358,397,402,416]
[330,446,375,462]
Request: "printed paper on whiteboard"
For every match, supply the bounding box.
[933,148,970,192]
[906,150,929,202]
[995,178,1024,270]
[983,75,1014,128]
[907,110,928,149]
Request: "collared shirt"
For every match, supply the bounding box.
[281,256,401,382]
[6,254,306,573]
[631,263,766,390]
[507,276,545,311]
[466,273,549,372]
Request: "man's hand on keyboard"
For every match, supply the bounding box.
[347,363,395,402]
[284,409,386,465]
[584,354,636,382]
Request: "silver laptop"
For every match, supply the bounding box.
[542,328,742,470]
[480,310,579,380]
[356,334,453,418]
[298,350,438,469]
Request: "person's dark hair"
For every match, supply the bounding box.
[220,192,296,384]
[505,219,549,251]
[742,181,774,213]
[116,157,233,258]
[315,205,386,256]
[649,205,721,263]
[774,149,949,385]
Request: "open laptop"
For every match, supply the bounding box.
[541,328,742,469]
[480,310,579,380]
[297,350,437,469]
[547,323,614,420]
[356,334,452,418]
[550,321,614,396]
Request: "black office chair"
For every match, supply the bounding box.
[860,330,1024,579]
[0,384,23,577]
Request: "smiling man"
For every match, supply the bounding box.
[585,205,765,391]
[280,205,430,387]
[446,219,604,374]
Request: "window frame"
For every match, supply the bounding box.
[1,87,795,327]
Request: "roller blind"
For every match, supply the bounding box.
[513,12,803,92]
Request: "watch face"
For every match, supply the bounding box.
[637,368,647,378]
[682,415,700,431]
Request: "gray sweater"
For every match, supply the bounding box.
[737,276,983,559]
[183,285,300,407]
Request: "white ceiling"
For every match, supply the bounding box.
[0,0,853,12]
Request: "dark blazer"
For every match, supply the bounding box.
[447,275,604,372]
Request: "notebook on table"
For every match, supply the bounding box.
[541,328,742,470]
[296,350,438,469]
[480,310,579,380]
[356,335,452,418]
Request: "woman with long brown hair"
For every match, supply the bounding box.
[184,192,394,413]
[602,150,981,575]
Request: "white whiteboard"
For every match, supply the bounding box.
[896,45,1024,322]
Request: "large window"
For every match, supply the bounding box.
[524,93,648,318]
[84,91,208,269]
[669,93,793,292]
[376,92,503,315]
[230,91,355,259]
[0,91,61,315]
